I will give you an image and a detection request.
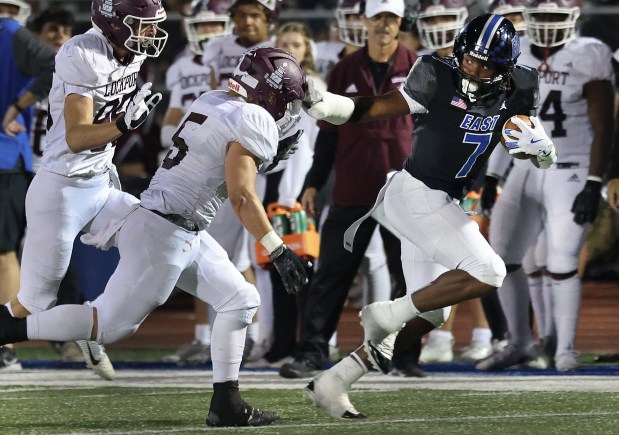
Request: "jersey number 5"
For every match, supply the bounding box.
[161,112,208,170]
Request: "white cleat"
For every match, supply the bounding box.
[76,340,115,381]
[459,340,492,362]
[364,332,398,374]
[304,370,367,419]
[419,336,454,364]
[359,302,404,344]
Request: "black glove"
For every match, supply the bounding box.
[269,244,310,294]
[571,179,602,225]
[262,129,304,173]
[480,175,499,216]
[116,83,162,133]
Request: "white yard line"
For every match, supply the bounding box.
[2,370,619,392]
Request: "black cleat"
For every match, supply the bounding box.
[0,305,27,346]
[206,405,280,427]
[279,358,320,379]
[206,380,280,427]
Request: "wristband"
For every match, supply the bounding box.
[586,175,603,183]
[12,101,25,112]
[260,230,284,255]
[115,116,129,134]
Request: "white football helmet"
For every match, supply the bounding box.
[524,0,581,48]
[184,0,233,56]
[416,0,468,50]
[335,0,366,47]
[488,0,527,33]
[0,0,31,25]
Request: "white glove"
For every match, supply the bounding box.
[535,146,557,169]
[116,82,162,133]
[303,78,355,125]
[505,116,554,158]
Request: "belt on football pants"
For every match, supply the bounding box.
[143,207,198,232]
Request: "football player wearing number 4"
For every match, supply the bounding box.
[301,14,557,418]
[3,0,168,380]
[477,0,615,372]
[0,47,309,427]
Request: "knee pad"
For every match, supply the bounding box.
[419,305,452,328]
[215,283,260,324]
[467,252,506,288]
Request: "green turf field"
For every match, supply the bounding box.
[3,384,619,434]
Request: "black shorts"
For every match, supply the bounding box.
[0,171,29,253]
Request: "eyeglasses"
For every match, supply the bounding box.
[368,13,400,24]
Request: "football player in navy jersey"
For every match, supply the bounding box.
[301,14,556,419]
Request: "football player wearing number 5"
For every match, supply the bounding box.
[301,14,556,418]
[4,0,168,380]
[477,0,615,372]
[0,47,308,427]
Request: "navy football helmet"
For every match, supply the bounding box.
[524,0,581,48]
[0,0,31,25]
[453,14,520,103]
[488,0,527,33]
[228,47,307,137]
[91,0,168,57]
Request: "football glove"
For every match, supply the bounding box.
[261,129,304,173]
[571,179,602,225]
[480,175,499,216]
[269,244,310,295]
[116,82,162,133]
[505,116,556,166]
[303,78,355,125]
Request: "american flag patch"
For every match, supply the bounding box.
[450,96,468,110]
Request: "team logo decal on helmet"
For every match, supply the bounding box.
[91,0,168,58]
[0,0,31,25]
[453,14,520,103]
[523,0,581,48]
[228,47,307,137]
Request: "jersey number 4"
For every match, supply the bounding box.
[161,112,208,169]
[539,90,566,137]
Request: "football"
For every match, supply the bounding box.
[501,114,536,161]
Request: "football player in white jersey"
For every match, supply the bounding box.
[201,0,280,360]
[3,0,168,380]
[0,47,309,427]
[477,0,615,372]
[314,0,365,80]
[160,0,233,366]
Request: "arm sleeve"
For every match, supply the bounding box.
[12,27,55,101]
[305,128,338,191]
[400,57,436,114]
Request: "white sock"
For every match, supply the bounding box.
[471,327,492,344]
[542,275,555,338]
[195,323,211,346]
[498,268,533,349]
[253,267,273,343]
[551,275,581,355]
[211,309,247,383]
[527,275,545,339]
[331,352,368,388]
[389,294,420,327]
[26,305,94,342]
[428,329,453,341]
